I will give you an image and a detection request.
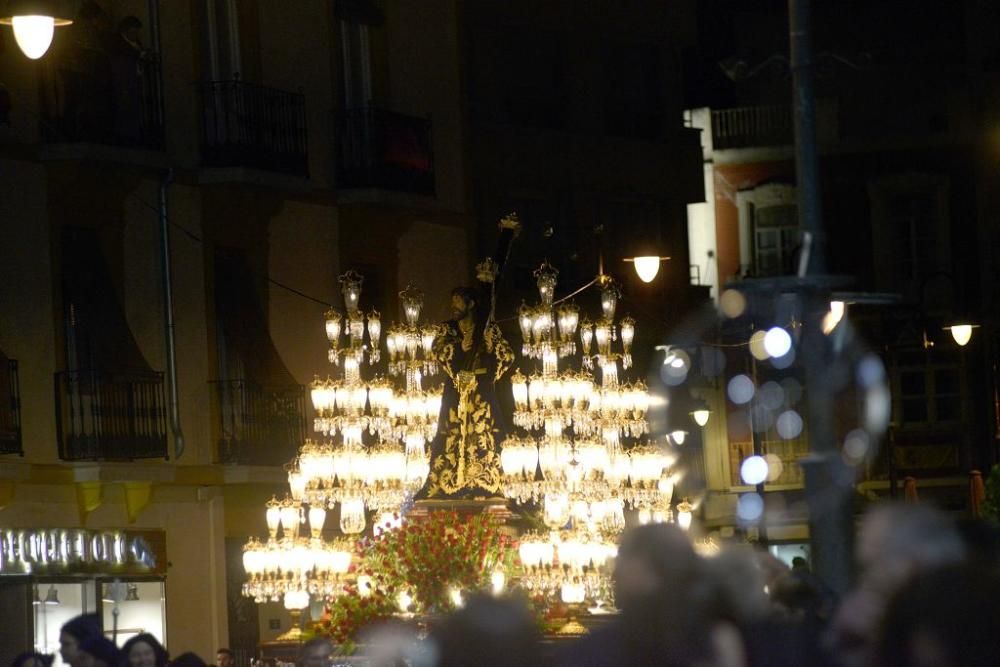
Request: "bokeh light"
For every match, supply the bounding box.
[727,374,756,405]
[775,410,804,440]
[737,492,764,522]
[749,330,769,360]
[759,381,785,411]
[740,455,769,485]
[763,327,792,358]
[843,428,871,463]
[720,289,747,318]
[660,347,691,386]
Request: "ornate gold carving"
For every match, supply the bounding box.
[424,375,503,498]
[476,257,499,284]
[485,323,514,381]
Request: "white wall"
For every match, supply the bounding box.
[685,108,719,302]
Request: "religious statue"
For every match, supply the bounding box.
[417,215,521,499]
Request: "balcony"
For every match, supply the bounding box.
[336,107,434,195]
[0,359,22,456]
[729,438,807,487]
[199,79,309,177]
[38,53,164,150]
[213,381,306,466]
[711,105,792,150]
[55,370,167,461]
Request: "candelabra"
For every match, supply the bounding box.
[517,529,617,602]
[326,270,381,368]
[579,281,650,454]
[518,263,579,374]
[385,285,443,469]
[242,497,353,604]
[314,271,390,442]
[292,271,418,534]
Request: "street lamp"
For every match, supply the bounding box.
[690,399,711,427]
[0,0,72,60]
[624,256,671,283]
[943,323,978,347]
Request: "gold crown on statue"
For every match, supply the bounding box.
[476,257,499,283]
[498,213,521,232]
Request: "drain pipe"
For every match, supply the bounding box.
[159,168,184,459]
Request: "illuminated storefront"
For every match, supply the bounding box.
[0,528,167,663]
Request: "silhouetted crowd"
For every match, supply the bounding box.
[15,502,1000,667]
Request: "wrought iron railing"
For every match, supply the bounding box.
[0,359,22,456]
[39,54,164,149]
[711,105,792,150]
[55,370,167,461]
[199,78,309,177]
[336,107,435,194]
[213,380,306,466]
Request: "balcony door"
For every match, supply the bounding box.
[736,183,799,278]
[335,0,386,110]
[201,0,242,82]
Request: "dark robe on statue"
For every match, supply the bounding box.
[417,223,517,500]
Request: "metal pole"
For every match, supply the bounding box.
[789,0,824,276]
[159,169,185,459]
[789,0,853,595]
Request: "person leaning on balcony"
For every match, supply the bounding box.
[110,16,149,144]
[55,1,112,140]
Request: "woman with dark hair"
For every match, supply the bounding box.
[10,653,53,667]
[59,614,102,666]
[167,653,207,667]
[122,634,168,667]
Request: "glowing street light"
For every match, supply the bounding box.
[690,399,711,427]
[624,256,670,283]
[0,1,73,60]
[943,323,977,347]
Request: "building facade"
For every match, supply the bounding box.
[682,0,1000,549]
[0,0,472,660]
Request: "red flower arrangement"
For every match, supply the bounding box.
[363,510,516,613]
[309,511,518,651]
[310,583,397,654]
